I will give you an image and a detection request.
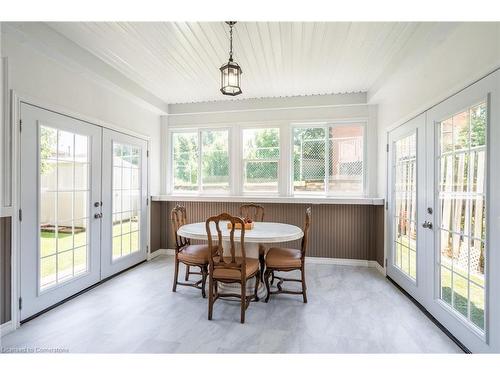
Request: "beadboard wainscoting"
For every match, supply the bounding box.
[1,217,12,326]
[150,200,384,267]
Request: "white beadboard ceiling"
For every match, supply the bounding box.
[46,22,433,105]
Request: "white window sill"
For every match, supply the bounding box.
[151,195,384,206]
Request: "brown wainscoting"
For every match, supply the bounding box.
[1,216,12,324]
[150,200,384,266]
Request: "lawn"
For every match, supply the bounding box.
[395,234,484,330]
[40,220,139,289]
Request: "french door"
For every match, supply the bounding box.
[20,103,148,321]
[387,71,500,353]
[387,113,427,302]
[100,129,148,278]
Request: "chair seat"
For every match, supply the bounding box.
[178,244,210,264]
[213,257,259,280]
[265,247,302,269]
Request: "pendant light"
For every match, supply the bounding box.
[220,21,242,96]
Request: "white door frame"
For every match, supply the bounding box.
[9,91,151,330]
[385,71,500,353]
[101,128,148,278]
[19,103,103,320]
[425,71,500,353]
[386,113,428,304]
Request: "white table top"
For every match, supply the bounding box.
[177,221,303,243]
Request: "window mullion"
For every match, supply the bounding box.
[325,126,330,196]
[198,130,202,193]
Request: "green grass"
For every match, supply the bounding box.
[394,234,485,330]
[40,220,140,288]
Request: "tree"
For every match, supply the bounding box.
[40,127,56,175]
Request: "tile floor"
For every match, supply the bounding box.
[1,255,462,353]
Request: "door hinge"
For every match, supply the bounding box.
[18,209,22,221]
[385,259,388,268]
[385,201,388,210]
[386,144,389,152]
[146,150,149,157]
[146,198,149,206]
[18,297,22,310]
[19,119,22,132]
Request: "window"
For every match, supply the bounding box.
[242,128,280,193]
[293,124,364,194]
[171,129,230,193]
[438,102,486,330]
[201,130,230,192]
[172,132,198,192]
[168,123,366,197]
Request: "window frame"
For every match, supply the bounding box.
[289,121,367,197]
[169,126,232,195]
[240,124,281,196]
[166,121,367,198]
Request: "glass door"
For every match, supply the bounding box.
[100,129,148,278]
[387,114,427,303]
[20,103,102,321]
[425,73,500,353]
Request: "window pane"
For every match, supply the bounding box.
[392,132,417,280]
[329,125,364,193]
[172,132,198,191]
[242,128,279,192]
[438,101,487,332]
[293,128,326,192]
[201,130,229,191]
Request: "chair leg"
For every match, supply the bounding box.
[264,269,272,303]
[172,259,179,292]
[254,272,260,302]
[301,266,308,304]
[185,265,190,281]
[201,265,208,298]
[208,275,214,320]
[240,281,246,324]
[270,270,275,285]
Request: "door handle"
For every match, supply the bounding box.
[94,213,103,219]
[422,221,433,229]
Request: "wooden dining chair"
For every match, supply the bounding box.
[264,207,311,303]
[171,205,209,298]
[206,213,260,324]
[239,203,265,280]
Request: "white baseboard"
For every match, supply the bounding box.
[371,260,386,276]
[0,321,14,337]
[148,249,174,260]
[153,249,386,275]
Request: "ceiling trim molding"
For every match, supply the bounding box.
[3,22,168,114]
[168,92,367,115]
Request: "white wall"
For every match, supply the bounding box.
[370,22,500,197]
[165,93,379,197]
[1,27,162,195]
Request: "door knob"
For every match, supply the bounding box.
[422,221,433,229]
[94,213,103,219]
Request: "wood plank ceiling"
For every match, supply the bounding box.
[47,22,426,104]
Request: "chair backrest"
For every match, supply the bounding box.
[205,213,247,278]
[239,203,264,222]
[171,205,190,251]
[301,207,312,258]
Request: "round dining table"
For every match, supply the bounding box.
[177,221,303,299]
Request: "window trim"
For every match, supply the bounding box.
[240,125,281,196]
[169,126,232,195]
[289,121,367,197]
[167,121,368,198]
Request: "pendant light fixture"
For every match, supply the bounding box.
[220,21,242,96]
